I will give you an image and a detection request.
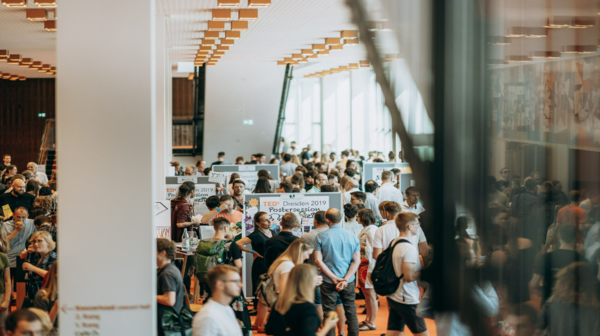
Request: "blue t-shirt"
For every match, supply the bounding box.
[315,225,360,283]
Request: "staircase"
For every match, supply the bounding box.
[38,119,56,175]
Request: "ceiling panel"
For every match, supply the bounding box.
[0,6,56,78]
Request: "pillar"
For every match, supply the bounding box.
[57,0,156,334]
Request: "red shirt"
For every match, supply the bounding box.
[556,204,586,226]
[170,198,192,242]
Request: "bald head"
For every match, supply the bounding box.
[12,178,26,195]
[26,162,38,173]
[325,208,342,226]
[345,179,359,191]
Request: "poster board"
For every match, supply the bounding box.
[362,162,414,193]
[165,176,220,217]
[154,200,171,239]
[212,164,280,192]
[241,192,342,297]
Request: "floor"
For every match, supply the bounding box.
[249,297,438,336]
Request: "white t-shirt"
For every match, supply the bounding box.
[387,237,421,305]
[344,220,363,237]
[372,221,426,251]
[192,299,243,336]
[377,183,403,203]
[401,201,425,215]
[272,260,295,293]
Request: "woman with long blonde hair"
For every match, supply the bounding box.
[268,239,313,296]
[265,264,338,336]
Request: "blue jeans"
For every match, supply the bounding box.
[320,281,359,336]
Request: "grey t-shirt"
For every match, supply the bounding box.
[3,219,37,267]
[302,227,328,267]
[157,262,187,314]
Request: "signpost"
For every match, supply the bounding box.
[212,164,280,192]
[362,162,414,193]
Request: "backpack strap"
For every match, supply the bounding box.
[389,239,412,280]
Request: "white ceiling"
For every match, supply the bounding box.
[0,4,56,78]
[157,0,368,77]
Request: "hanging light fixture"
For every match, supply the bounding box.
[9,75,19,81]
[525,27,547,38]
[1,0,26,7]
[343,38,359,45]
[7,54,21,64]
[359,60,370,67]
[301,49,313,56]
[18,76,26,81]
[1,73,10,79]
[248,0,270,8]
[277,61,287,65]
[238,9,258,21]
[544,16,570,28]
[506,55,531,62]
[201,39,216,45]
[225,31,240,39]
[318,50,330,55]
[44,20,56,31]
[505,27,526,37]
[329,45,343,51]
[221,39,234,46]
[19,58,32,67]
[203,31,220,40]
[230,21,248,31]
[41,64,51,70]
[34,0,56,7]
[561,45,597,53]
[26,9,47,21]
[325,38,341,45]
[0,50,8,60]
[212,9,231,21]
[217,0,239,7]
[340,30,358,39]
[312,44,326,51]
[349,63,359,69]
[208,21,225,31]
[291,54,303,60]
[569,16,595,28]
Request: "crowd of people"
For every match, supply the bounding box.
[0,154,59,336]
[161,148,600,336]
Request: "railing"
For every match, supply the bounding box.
[38,119,56,165]
[173,66,205,156]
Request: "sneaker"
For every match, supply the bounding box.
[359,323,376,331]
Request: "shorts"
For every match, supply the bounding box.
[0,294,6,327]
[314,286,342,306]
[386,297,427,334]
[364,272,373,289]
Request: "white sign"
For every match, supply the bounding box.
[177,176,196,183]
[239,165,256,171]
[244,196,330,231]
[208,171,228,184]
[372,166,412,186]
[165,184,216,216]
[154,200,171,239]
[238,171,259,192]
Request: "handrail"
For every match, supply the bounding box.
[37,119,56,165]
[272,64,293,156]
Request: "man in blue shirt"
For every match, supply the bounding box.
[315,208,361,336]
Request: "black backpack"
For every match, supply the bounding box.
[371,239,411,296]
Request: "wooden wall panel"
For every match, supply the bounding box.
[0,78,55,171]
[172,78,193,118]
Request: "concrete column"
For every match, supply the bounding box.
[155,12,167,199]
[57,0,156,334]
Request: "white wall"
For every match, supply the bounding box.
[204,62,285,162]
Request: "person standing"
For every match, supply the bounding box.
[201,195,243,225]
[314,208,361,336]
[363,181,382,218]
[373,202,428,260]
[496,168,510,191]
[377,171,403,203]
[5,207,37,274]
[264,213,299,269]
[556,191,587,227]
[25,163,48,186]
[192,265,244,336]
[211,152,230,167]
[301,211,329,319]
[156,238,189,336]
[0,178,36,218]
[529,224,584,305]
[343,204,362,237]
[265,264,338,336]
[385,213,429,336]
[170,181,200,242]
[401,187,425,214]
[280,154,298,178]
[356,209,378,331]
[0,155,10,172]
[307,173,327,193]
[342,180,360,205]
[235,211,274,331]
